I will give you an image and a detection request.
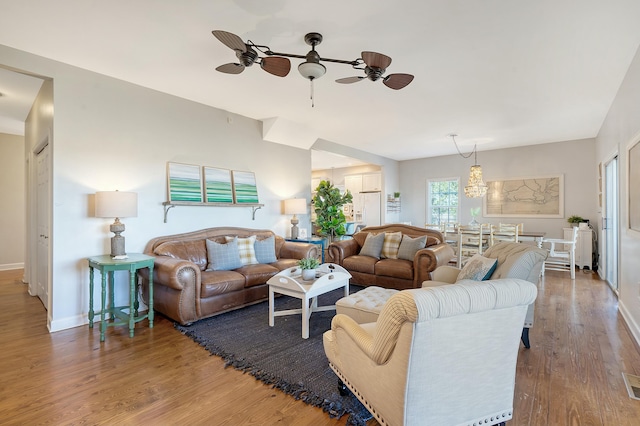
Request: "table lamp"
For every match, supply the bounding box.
[284,198,307,239]
[95,190,138,258]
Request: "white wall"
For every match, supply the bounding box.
[595,44,640,345]
[1,43,312,332]
[312,138,401,223]
[0,133,25,270]
[399,138,598,240]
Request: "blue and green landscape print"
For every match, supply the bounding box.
[168,163,203,202]
[204,167,233,203]
[232,171,259,203]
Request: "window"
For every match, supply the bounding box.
[427,178,459,224]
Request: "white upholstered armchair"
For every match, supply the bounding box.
[424,242,547,348]
[323,280,538,426]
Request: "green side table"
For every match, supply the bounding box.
[87,253,155,342]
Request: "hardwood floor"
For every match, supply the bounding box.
[1,268,639,425]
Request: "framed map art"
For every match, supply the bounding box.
[483,175,564,218]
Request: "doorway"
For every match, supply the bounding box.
[603,155,619,292]
[35,141,50,308]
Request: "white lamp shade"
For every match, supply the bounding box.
[284,198,307,215]
[95,191,138,218]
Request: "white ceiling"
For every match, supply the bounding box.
[1,0,640,168]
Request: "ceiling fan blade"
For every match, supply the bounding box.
[212,30,247,52]
[383,73,414,90]
[362,51,392,69]
[216,63,245,74]
[335,76,365,84]
[260,57,291,77]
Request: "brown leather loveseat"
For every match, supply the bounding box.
[327,224,454,290]
[138,227,318,325]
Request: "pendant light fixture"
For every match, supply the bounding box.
[450,134,488,198]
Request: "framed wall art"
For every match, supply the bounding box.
[232,170,259,203]
[483,175,564,218]
[167,162,203,203]
[204,166,233,203]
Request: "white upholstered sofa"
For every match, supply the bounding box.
[323,280,538,426]
[424,241,547,348]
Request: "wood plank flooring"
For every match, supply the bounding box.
[1,268,639,425]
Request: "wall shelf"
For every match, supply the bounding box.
[386,196,401,213]
[162,201,264,223]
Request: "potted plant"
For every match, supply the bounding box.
[297,257,320,280]
[312,180,353,243]
[469,207,481,227]
[567,215,585,227]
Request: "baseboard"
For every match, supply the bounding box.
[0,262,24,271]
[619,300,640,350]
[49,314,86,333]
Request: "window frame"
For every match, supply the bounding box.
[426,177,460,225]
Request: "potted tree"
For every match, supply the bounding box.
[312,180,353,244]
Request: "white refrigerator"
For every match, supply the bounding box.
[353,192,381,227]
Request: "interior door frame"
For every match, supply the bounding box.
[601,153,619,292]
[29,131,52,316]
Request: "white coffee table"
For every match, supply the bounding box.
[267,263,351,339]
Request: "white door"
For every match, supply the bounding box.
[36,144,50,308]
[603,156,618,291]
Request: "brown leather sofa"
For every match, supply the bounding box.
[138,227,318,325]
[327,224,454,290]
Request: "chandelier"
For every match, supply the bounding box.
[450,134,487,198]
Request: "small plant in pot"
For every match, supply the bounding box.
[298,257,320,281]
[567,215,586,227]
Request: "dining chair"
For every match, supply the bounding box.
[424,223,443,231]
[491,223,520,245]
[457,224,491,267]
[541,226,579,279]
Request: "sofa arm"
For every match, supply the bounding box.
[279,241,318,260]
[138,256,201,325]
[140,256,201,291]
[413,243,455,286]
[328,239,359,265]
[427,265,461,284]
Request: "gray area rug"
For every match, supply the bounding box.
[175,286,372,425]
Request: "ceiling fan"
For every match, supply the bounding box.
[211,30,414,90]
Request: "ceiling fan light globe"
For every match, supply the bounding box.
[298,61,326,80]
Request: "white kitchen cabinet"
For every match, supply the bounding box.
[563,227,593,269]
[344,174,363,196]
[362,173,381,192]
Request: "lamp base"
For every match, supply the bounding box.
[290,216,300,240]
[110,219,126,257]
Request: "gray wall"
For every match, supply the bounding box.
[0,133,25,270]
[1,43,312,331]
[595,44,640,345]
[399,138,598,240]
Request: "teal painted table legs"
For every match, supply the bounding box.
[87,254,155,342]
